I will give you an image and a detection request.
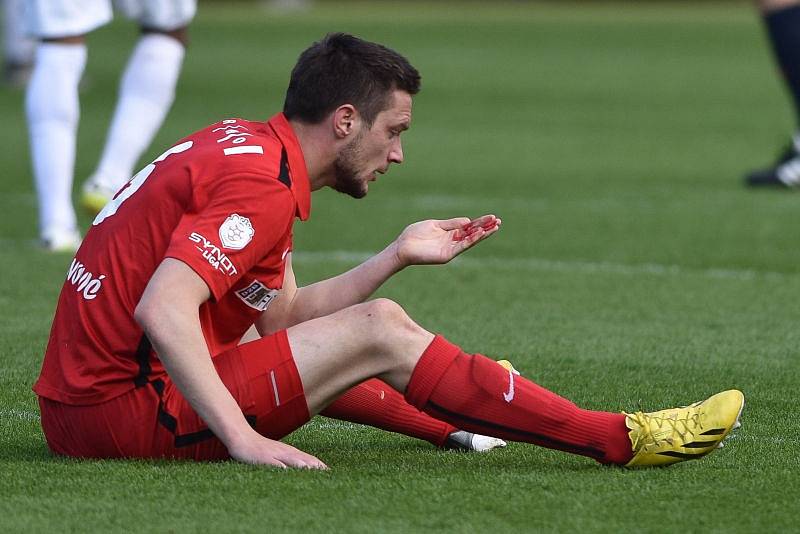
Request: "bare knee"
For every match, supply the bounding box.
[361,298,407,321]
[353,299,433,383]
[287,299,435,407]
[358,298,421,338]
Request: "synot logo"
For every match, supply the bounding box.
[189,232,238,276]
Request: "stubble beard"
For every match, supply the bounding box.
[332,132,368,199]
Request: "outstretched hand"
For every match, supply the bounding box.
[394,214,501,267]
[228,430,328,470]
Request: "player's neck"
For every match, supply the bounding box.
[289,118,337,191]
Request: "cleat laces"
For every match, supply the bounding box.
[628,403,705,451]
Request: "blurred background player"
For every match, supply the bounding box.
[745,0,800,187]
[25,0,195,251]
[2,0,34,87]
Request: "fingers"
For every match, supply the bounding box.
[255,453,327,470]
[452,214,501,242]
[437,216,472,231]
[452,219,501,254]
[263,454,328,470]
[230,436,329,470]
[293,451,329,470]
[283,458,328,470]
[278,445,329,470]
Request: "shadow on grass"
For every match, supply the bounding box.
[1,416,660,477]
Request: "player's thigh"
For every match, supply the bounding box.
[114,0,196,31]
[26,0,112,39]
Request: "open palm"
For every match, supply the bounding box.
[395,214,501,266]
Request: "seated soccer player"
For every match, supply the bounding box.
[34,33,743,469]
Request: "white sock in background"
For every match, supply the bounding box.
[87,33,185,192]
[25,42,86,240]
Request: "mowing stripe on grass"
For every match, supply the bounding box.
[293,250,796,282]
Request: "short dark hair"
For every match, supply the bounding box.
[283,33,420,126]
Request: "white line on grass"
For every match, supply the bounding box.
[0,237,792,283]
[293,251,795,282]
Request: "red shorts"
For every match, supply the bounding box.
[38,330,310,461]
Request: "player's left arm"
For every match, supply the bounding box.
[255,214,500,334]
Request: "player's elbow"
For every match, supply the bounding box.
[133,299,154,333]
[134,294,164,334]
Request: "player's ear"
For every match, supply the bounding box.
[332,104,360,139]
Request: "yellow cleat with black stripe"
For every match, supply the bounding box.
[624,389,744,467]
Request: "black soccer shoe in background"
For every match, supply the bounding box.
[745,136,800,188]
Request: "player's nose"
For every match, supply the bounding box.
[388,141,403,164]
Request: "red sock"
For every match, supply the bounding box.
[321,378,456,447]
[404,336,633,464]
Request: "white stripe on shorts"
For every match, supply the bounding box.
[270,370,281,407]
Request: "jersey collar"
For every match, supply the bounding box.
[267,113,311,221]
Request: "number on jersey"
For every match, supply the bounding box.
[93,141,194,226]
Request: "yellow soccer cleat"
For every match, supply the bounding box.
[624,389,744,467]
[496,359,520,375]
[80,181,116,216]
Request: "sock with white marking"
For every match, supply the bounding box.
[25,42,86,236]
[404,335,633,464]
[88,33,184,191]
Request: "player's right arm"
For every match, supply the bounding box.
[134,258,326,469]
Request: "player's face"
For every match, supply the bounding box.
[333,90,412,198]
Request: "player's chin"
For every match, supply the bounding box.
[352,176,372,198]
[338,183,368,199]
[333,176,369,199]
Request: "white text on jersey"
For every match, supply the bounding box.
[189,232,238,276]
[235,280,278,311]
[214,119,263,157]
[67,258,106,300]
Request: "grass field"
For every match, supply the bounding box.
[2,1,799,531]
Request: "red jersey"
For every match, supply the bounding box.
[34,113,311,405]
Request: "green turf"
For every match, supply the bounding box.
[1,1,799,531]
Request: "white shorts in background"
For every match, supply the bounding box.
[26,0,197,38]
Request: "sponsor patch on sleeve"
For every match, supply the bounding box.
[235,280,279,311]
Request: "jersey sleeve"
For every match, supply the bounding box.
[164,173,296,300]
